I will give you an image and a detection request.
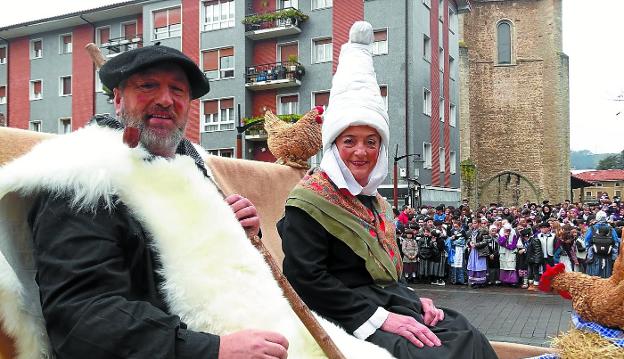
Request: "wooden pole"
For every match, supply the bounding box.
[249,235,347,359]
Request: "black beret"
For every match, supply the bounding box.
[99,45,210,99]
[538,222,550,228]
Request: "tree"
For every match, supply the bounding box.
[597,150,624,170]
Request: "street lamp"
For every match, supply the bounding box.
[393,144,422,208]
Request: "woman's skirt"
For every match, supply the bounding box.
[499,269,518,284]
[467,249,487,285]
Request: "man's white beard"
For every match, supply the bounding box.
[119,109,184,157]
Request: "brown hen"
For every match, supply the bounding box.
[540,244,624,330]
[264,107,323,169]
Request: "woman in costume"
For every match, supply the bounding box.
[277,21,497,359]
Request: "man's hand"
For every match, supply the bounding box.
[380,312,441,349]
[218,329,288,359]
[420,297,445,326]
[226,194,260,237]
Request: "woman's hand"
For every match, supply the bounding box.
[226,194,260,238]
[420,297,445,326]
[380,312,442,348]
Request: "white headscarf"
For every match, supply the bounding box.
[319,21,390,196]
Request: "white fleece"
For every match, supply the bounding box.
[0,125,394,359]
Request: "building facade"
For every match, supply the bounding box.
[572,170,624,204]
[458,0,570,207]
[0,0,469,206]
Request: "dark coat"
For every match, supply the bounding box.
[278,206,497,359]
[28,192,219,359]
[526,235,545,264]
[469,228,490,257]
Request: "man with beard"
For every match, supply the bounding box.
[20,45,289,358]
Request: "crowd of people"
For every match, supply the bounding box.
[394,196,622,290]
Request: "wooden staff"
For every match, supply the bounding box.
[84,42,346,359]
[249,235,347,359]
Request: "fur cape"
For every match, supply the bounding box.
[0,125,394,359]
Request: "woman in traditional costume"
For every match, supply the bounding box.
[277,21,497,359]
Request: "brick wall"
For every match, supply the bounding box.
[7,37,30,129]
[72,24,95,128]
[460,0,570,205]
[182,0,200,143]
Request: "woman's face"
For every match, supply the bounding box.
[335,125,381,186]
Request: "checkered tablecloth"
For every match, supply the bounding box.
[527,311,623,359]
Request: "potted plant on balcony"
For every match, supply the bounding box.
[287,55,299,72]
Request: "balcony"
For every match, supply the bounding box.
[101,35,143,56]
[243,7,308,40]
[245,61,305,91]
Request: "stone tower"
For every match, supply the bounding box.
[459,0,570,206]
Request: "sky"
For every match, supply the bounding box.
[0,1,622,154]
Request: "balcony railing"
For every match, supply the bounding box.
[245,61,305,91]
[101,35,143,56]
[243,7,308,40]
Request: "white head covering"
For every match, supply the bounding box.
[596,210,608,222]
[319,21,390,196]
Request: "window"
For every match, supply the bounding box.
[372,29,388,56]
[439,98,445,122]
[59,118,72,134]
[30,120,42,132]
[439,147,445,172]
[313,91,330,110]
[31,39,42,59]
[449,55,455,79]
[616,190,622,197]
[60,34,72,54]
[313,38,332,63]
[202,98,235,132]
[438,0,444,21]
[423,0,431,8]
[497,21,512,65]
[203,0,235,31]
[0,86,5,104]
[423,88,431,116]
[585,191,592,197]
[594,182,602,187]
[439,47,444,72]
[450,103,456,127]
[278,94,299,115]
[616,183,622,187]
[449,7,457,33]
[450,151,456,174]
[423,35,430,62]
[202,47,234,80]
[0,46,6,64]
[380,85,388,110]
[423,143,432,169]
[207,148,234,157]
[279,42,298,64]
[312,0,332,10]
[123,22,138,40]
[153,7,182,40]
[30,80,42,100]
[97,27,111,45]
[60,76,71,96]
[279,0,298,9]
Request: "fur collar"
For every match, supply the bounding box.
[0,125,394,359]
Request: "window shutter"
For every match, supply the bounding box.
[0,86,5,97]
[202,50,219,71]
[315,38,331,46]
[169,7,182,25]
[314,92,330,107]
[204,100,218,114]
[99,28,110,44]
[280,95,298,104]
[34,81,42,94]
[124,23,137,39]
[374,30,387,42]
[219,47,234,57]
[154,10,168,28]
[220,98,234,109]
[279,43,298,63]
[379,86,387,97]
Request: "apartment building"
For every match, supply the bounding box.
[0,0,470,205]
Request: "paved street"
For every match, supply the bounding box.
[409,284,573,347]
